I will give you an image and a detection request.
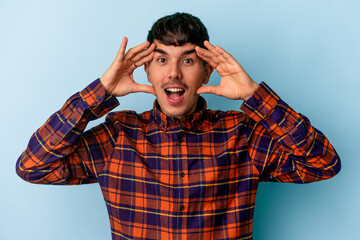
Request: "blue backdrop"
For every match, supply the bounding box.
[1,0,358,239]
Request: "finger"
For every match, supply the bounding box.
[204,41,227,62]
[115,36,128,61]
[215,45,231,59]
[204,41,221,56]
[204,40,216,50]
[134,51,155,68]
[215,45,238,64]
[132,83,157,96]
[124,41,151,60]
[196,85,220,96]
[195,46,220,68]
[130,43,155,62]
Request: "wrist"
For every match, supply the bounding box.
[99,76,113,95]
[242,82,259,101]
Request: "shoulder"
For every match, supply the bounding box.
[105,110,153,129]
[106,109,151,122]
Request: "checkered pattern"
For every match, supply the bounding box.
[16,79,340,240]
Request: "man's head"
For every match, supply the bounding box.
[147,12,209,49]
[145,12,213,120]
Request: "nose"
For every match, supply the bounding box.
[168,62,182,79]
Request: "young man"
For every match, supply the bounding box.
[16,13,340,240]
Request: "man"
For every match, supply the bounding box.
[16,12,340,240]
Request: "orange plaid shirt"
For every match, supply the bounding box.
[16,79,340,240]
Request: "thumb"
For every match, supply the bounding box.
[196,85,220,95]
[132,83,157,96]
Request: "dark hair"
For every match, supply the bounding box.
[147,12,209,48]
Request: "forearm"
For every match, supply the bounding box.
[16,79,119,184]
[241,82,341,183]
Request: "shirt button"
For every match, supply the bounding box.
[180,205,185,211]
[95,95,100,100]
[284,122,289,127]
[178,138,183,143]
[180,172,185,177]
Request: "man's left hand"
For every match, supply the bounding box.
[195,41,259,101]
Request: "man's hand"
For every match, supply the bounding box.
[195,41,259,101]
[100,37,156,96]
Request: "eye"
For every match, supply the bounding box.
[183,58,193,64]
[157,58,166,63]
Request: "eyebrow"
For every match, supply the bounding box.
[154,48,196,57]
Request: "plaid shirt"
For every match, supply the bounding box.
[16,79,340,240]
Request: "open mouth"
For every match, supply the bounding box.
[165,87,185,103]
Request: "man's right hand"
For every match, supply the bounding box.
[100,37,156,97]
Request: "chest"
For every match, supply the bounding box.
[98,127,259,201]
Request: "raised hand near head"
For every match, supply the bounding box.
[195,41,258,101]
[100,37,156,97]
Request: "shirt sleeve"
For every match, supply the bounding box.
[240,82,341,183]
[16,79,119,185]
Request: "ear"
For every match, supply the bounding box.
[144,62,152,84]
[203,64,214,85]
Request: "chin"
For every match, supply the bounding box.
[157,95,197,120]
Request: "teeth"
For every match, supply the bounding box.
[166,88,184,92]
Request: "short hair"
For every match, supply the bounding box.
[147,12,209,48]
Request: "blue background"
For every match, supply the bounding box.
[1,0,358,239]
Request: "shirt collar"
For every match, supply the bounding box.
[151,96,207,131]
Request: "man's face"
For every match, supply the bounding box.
[145,40,213,120]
